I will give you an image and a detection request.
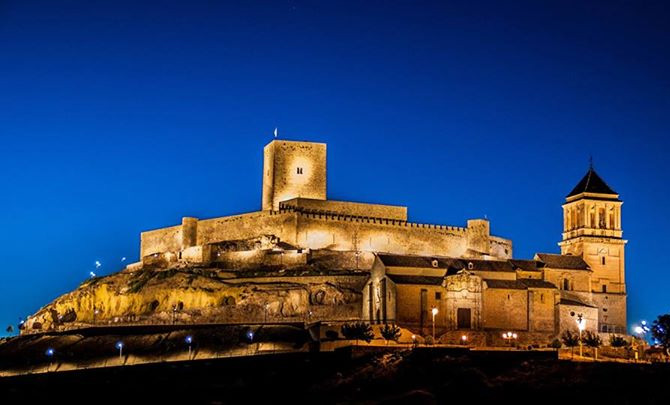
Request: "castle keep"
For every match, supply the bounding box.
[24,139,627,344]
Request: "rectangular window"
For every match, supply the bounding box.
[601,257,606,265]
[297,167,303,174]
[602,285,607,293]
[435,292,441,300]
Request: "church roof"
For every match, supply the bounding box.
[560,298,596,308]
[387,274,444,285]
[377,254,516,272]
[485,279,557,290]
[535,253,590,270]
[567,167,618,198]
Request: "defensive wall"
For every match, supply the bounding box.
[140,206,513,262]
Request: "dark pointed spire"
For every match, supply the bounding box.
[567,165,618,198]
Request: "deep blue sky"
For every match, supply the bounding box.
[1,0,668,335]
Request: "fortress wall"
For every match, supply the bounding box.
[489,236,513,259]
[280,198,407,221]
[140,225,182,257]
[196,211,298,246]
[528,288,558,332]
[295,213,469,257]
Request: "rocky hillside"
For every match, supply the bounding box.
[23,255,369,333]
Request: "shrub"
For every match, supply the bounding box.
[561,330,580,358]
[424,335,434,345]
[583,330,602,359]
[380,324,401,344]
[609,335,630,348]
[341,322,374,343]
[549,339,562,350]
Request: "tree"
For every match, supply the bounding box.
[380,324,401,344]
[583,330,602,359]
[561,330,580,358]
[341,322,374,345]
[652,314,670,357]
[549,338,562,351]
[5,325,14,334]
[609,335,630,348]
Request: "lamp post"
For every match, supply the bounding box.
[576,314,585,358]
[431,307,438,341]
[185,335,193,359]
[116,341,124,362]
[45,348,54,371]
[461,335,468,346]
[502,331,518,348]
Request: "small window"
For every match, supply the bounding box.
[601,257,606,265]
[431,259,439,268]
[297,167,303,174]
[563,279,570,291]
[602,285,607,293]
[540,294,544,303]
[467,262,474,270]
[435,292,441,300]
[603,308,608,312]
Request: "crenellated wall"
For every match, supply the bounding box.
[139,208,513,263]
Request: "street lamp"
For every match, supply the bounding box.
[461,335,468,345]
[185,335,193,359]
[116,341,124,361]
[431,307,439,341]
[576,314,586,357]
[411,334,417,349]
[502,331,518,347]
[45,347,54,370]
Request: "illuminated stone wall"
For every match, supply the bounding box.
[280,197,407,221]
[262,140,327,211]
[481,287,528,330]
[139,210,513,262]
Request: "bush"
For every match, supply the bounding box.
[549,339,562,350]
[424,335,434,345]
[380,324,401,343]
[340,322,374,343]
[561,330,580,357]
[583,331,602,348]
[609,335,630,348]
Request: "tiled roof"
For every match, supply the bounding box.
[521,279,557,289]
[387,274,444,285]
[484,279,527,290]
[377,254,515,273]
[535,253,590,270]
[560,298,596,308]
[377,254,462,270]
[485,279,558,290]
[509,259,542,272]
[567,167,618,198]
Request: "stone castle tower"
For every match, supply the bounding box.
[559,166,627,332]
[262,140,327,210]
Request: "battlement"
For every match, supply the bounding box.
[273,204,466,233]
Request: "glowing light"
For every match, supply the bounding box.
[431,307,439,316]
[121,257,126,262]
[116,341,123,350]
[461,335,467,342]
[89,271,96,278]
[95,261,101,269]
[45,348,54,357]
[185,335,193,344]
[246,330,254,341]
[576,315,586,331]
[634,326,644,335]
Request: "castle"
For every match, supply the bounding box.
[24,139,627,344]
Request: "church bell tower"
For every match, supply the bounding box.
[558,165,627,332]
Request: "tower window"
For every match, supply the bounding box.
[601,257,606,265]
[563,279,570,291]
[297,167,303,174]
[602,285,607,293]
[435,292,441,300]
